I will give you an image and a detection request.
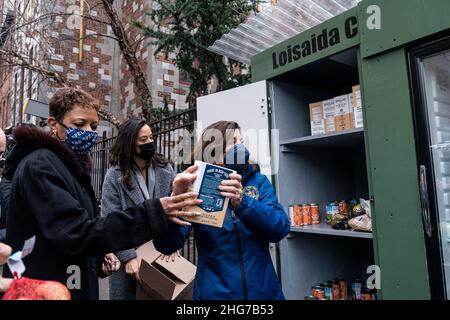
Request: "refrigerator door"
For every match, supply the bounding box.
[412,45,450,299]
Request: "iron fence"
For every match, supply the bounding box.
[151,107,197,172]
[91,131,116,202]
[91,108,197,264]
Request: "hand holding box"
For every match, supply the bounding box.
[184,161,236,228]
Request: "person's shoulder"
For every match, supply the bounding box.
[244,167,264,182]
[156,162,175,174]
[254,171,272,188]
[13,149,65,181]
[104,165,122,179]
[23,148,62,167]
[106,164,121,172]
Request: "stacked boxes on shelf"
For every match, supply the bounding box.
[309,85,363,136]
[352,85,363,128]
[309,102,325,136]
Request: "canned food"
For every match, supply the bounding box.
[331,281,341,300]
[337,278,348,300]
[311,203,320,224]
[305,296,319,300]
[289,206,295,227]
[322,282,333,300]
[361,287,377,300]
[326,202,339,224]
[302,204,312,225]
[311,286,325,300]
[361,287,372,300]
[339,200,349,216]
[351,279,363,300]
[293,205,302,227]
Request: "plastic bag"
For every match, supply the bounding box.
[348,199,372,232]
[360,198,371,218]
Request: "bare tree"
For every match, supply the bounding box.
[0,0,157,128]
[100,0,155,122]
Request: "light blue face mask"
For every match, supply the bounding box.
[59,123,98,155]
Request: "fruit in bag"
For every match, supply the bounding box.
[2,277,71,300]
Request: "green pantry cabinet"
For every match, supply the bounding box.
[197,0,450,299]
[256,0,450,300]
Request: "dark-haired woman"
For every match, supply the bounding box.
[3,88,201,300]
[101,117,176,300]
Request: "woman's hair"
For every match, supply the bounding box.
[109,117,169,190]
[191,121,241,164]
[49,87,100,122]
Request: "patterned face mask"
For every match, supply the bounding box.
[59,122,98,155]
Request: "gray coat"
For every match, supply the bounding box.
[100,163,175,300]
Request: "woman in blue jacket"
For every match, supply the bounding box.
[154,121,290,300]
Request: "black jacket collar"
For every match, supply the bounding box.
[3,125,88,183]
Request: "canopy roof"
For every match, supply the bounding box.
[208,0,359,64]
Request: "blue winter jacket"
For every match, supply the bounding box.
[154,164,291,300]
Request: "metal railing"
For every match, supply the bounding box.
[91,108,197,264]
[151,107,197,173]
[91,131,116,201]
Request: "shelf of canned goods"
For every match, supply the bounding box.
[210,0,450,300]
[290,224,373,239]
[249,0,450,300]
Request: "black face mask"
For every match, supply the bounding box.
[138,142,155,161]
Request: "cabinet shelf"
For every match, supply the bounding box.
[290,223,373,239]
[280,128,364,150]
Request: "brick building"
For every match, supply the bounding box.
[0,0,191,134]
[0,0,14,127]
[116,0,190,120]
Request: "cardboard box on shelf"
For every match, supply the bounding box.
[334,94,352,131]
[348,93,355,129]
[323,99,336,133]
[136,241,196,300]
[352,85,363,128]
[309,101,325,136]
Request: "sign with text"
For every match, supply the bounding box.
[251,7,359,82]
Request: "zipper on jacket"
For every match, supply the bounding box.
[231,211,248,300]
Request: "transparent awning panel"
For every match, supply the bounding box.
[208,0,360,64]
[235,24,277,48]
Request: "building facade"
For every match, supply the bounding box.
[0,0,191,134]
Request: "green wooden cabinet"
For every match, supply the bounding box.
[250,0,450,299]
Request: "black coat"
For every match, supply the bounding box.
[3,126,169,300]
[0,178,11,242]
[0,177,11,229]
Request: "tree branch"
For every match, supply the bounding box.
[1,48,67,86]
[100,0,155,122]
[98,109,122,128]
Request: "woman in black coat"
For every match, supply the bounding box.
[2,88,200,300]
